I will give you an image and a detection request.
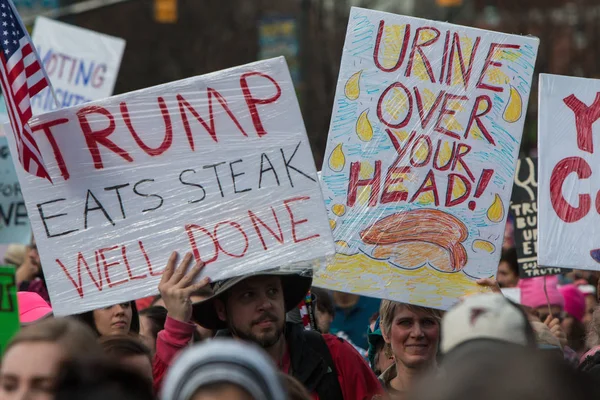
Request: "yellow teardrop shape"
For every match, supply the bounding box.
[472,239,495,254]
[335,240,350,248]
[503,86,522,123]
[344,70,362,100]
[356,110,373,142]
[328,143,346,172]
[329,219,336,230]
[487,194,505,223]
[332,204,346,217]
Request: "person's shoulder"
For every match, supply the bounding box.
[321,333,364,358]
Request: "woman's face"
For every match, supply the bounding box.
[92,303,132,336]
[0,342,65,400]
[384,306,440,369]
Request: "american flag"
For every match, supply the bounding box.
[0,0,52,181]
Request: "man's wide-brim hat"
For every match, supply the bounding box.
[192,269,313,330]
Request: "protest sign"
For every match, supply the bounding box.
[31,16,126,114]
[315,7,539,309]
[538,74,600,271]
[0,266,19,356]
[8,57,335,316]
[510,158,563,277]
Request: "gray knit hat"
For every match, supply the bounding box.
[161,339,287,400]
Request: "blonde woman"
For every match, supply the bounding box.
[379,300,442,400]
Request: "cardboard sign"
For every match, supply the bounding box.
[510,158,563,277]
[31,16,125,114]
[0,266,19,356]
[538,74,600,271]
[8,57,335,316]
[315,7,539,309]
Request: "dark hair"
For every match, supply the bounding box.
[99,335,152,363]
[500,247,519,276]
[279,373,311,400]
[139,306,167,341]
[311,287,334,316]
[54,357,155,400]
[74,301,140,336]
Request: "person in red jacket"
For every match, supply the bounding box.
[191,266,383,400]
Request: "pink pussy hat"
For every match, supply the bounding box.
[17,292,52,324]
[559,284,585,322]
[518,276,564,310]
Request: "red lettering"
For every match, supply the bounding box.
[445,174,472,207]
[550,157,592,223]
[387,129,417,159]
[373,20,411,72]
[138,240,163,277]
[439,31,450,83]
[433,140,456,171]
[214,221,249,258]
[464,95,494,145]
[563,93,600,154]
[414,87,445,130]
[55,252,103,299]
[409,135,433,168]
[377,83,413,129]
[409,170,439,206]
[283,197,320,243]
[347,160,382,207]
[446,33,481,88]
[121,245,147,282]
[121,97,173,156]
[32,118,70,180]
[77,106,133,170]
[451,143,475,182]
[185,224,219,264]
[240,71,282,137]
[249,208,284,251]
[91,64,106,89]
[381,166,411,204]
[476,43,521,92]
[99,246,128,288]
[434,94,468,140]
[405,27,440,83]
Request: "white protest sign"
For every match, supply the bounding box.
[538,74,600,271]
[315,7,539,310]
[31,16,125,114]
[9,57,334,316]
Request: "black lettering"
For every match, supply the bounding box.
[280,142,316,188]
[0,146,9,160]
[179,169,206,204]
[229,159,251,194]
[203,162,226,198]
[15,202,27,226]
[259,153,280,189]
[133,179,164,212]
[36,198,79,238]
[104,183,130,220]
[0,203,13,226]
[84,190,115,229]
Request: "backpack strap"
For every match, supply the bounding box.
[302,330,344,400]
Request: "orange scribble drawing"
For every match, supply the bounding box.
[360,209,469,272]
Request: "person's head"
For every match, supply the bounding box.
[558,285,587,351]
[17,292,53,326]
[368,316,394,375]
[138,306,167,354]
[161,339,286,400]
[577,285,597,325]
[586,306,600,349]
[310,287,334,334]
[410,349,594,400]
[190,288,215,341]
[496,247,519,288]
[379,300,441,370]
[440,294,536,365]
[279,373,311,400]
[0,317,102,400]
[518,276,564,320]
[99,335,153,382]
[191,271,312,350]
[53,357,155,400]
[5,243,26,266]
[75,301,140,337]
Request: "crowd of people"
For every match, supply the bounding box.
[1,217,600,400]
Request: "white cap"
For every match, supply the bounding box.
[441,293,532,355]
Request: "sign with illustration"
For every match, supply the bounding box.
[315,7,539,309]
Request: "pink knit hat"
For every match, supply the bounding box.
[17,292,52,324]
[518,276,564,310]
[558,285,585,322]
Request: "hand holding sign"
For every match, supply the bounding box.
[158,252,209,323]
